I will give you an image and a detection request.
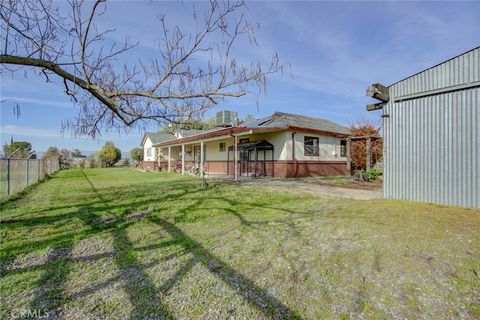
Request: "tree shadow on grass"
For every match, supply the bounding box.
[148,216,301,319]
[4,169,306,319]
[112,227,176,319]
[23,170,134,317]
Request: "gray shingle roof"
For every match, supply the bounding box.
[242,112,350,134]
[144,132,175,144]
[148,112,349,146]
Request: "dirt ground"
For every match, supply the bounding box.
[238,178,383,200]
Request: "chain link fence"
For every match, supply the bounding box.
[0,158,60,198]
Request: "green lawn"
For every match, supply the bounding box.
[1,168,479,319]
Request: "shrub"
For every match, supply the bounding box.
[366,167,383,180]
[79,159,85,168]
[98,141,121,167]
[42,146,59,159]
[130,147,143,162]
[354,167,383,181]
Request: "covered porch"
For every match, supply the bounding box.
[156,132,277,180]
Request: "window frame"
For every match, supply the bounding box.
[219,142,226,152]
[304,136,320,156]
[340,139,347,157]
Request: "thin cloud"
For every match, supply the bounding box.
[1,125,62,138]
[1,96,74,109]
[0,125,141,140]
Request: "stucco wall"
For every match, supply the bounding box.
[156,130,345,163]
[202,137,232,161]
[200,131,288,161]
[285,131,346,161]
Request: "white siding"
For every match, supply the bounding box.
[143,137,157,161]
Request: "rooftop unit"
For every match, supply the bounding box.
[215,110,238,127]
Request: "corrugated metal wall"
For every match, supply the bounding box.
[383,47,480,208]
[389,47,479,99]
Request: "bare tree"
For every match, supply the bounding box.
[0,0,280,137]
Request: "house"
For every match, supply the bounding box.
[140,132,175,170]
[146,111,350,178]
[367,46,479,208]
[140,130,211,170]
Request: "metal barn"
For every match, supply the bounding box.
[367,47,479,208]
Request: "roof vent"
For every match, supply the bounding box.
[215,110,238,127]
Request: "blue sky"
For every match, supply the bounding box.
[1,0,479,154]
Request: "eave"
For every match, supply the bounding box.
[153,125,350,148]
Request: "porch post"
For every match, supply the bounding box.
[168,146,171,172]
[366,137,372,170]
[263,150,266,177]
[181,144,185,175]
[255,149,258,178]
[346,138,351,176]
[234,135,238,181]
[200,141,204,177]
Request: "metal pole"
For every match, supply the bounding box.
[25,151,36,186]
[7,159,10,195]
[234,136,238,181]
[26,159,29,186]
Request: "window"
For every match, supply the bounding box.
[219,142,226,152]
[146,148,152,157]
[239,138,250,144]
[304,136,319,156]
[340,139,347,157]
